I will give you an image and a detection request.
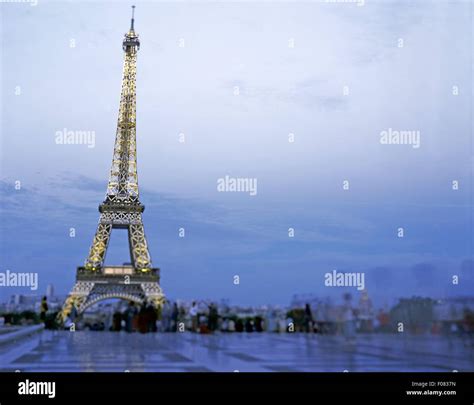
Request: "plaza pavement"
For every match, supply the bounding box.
[1,330,473,372]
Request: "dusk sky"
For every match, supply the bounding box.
[0,0,472,306]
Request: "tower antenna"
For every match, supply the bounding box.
[131,5,135,31]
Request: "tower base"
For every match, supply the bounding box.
[58,266,165,323]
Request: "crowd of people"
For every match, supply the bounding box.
[91,292,384,336]
[111,301,158,333]
[53,292,390,336]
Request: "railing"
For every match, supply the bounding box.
[0,324,44,347]
[76,266,160,282]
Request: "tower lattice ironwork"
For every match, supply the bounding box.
[59,6,164,322]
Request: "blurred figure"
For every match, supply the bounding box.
[112,311,122,331]
[235,318,244,332]
[265,309,277,333]
[303,303,313,333]
[255,316,264,332]
[39,296,48,323]
[199,315,210,334]
[171,303,179,332]
[322,298,334,335]
[277,316,287,333]
[220,318,229,332]
[161,300,171,332]
[146,302,158,332]
[124,302,137,333]
[190,301,198,332]
[342,293,356,343]
[376,308,391,332]
[244,318,254,332]
[138,302,148,333]
[461,308,474,347]
[208,303,219,332]
[285,314,294,333]
[63,312,74,330]
[228,318,236,332]
[104,311,113,332]
[358,290,374,333]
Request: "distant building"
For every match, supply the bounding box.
[46,284,54,298]
[6,294,39,312]
[390,296,435,333]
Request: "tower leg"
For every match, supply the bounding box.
[57,281,95,324]
[85,222,112,270]
[141,281,165,309]
[129,222,152,271]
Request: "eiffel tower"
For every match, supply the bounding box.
[59,6,164,323]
